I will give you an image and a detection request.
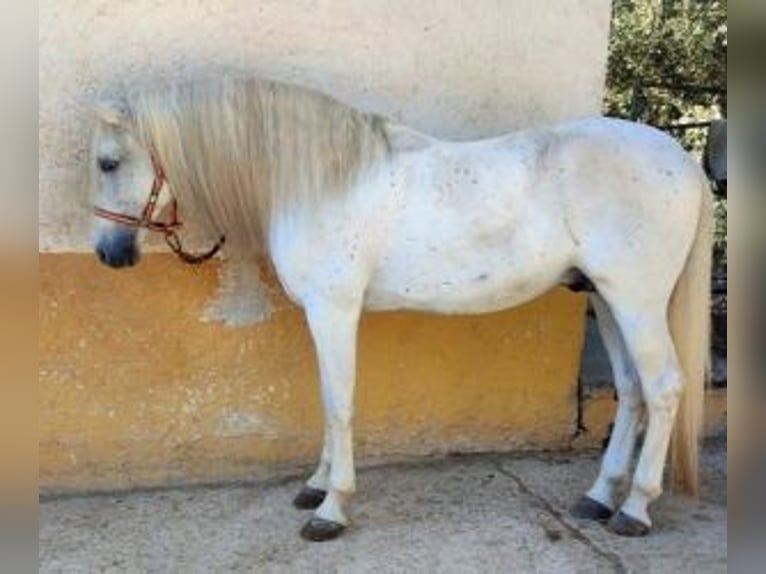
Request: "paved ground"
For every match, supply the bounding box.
[40,441,726,573]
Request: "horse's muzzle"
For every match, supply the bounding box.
[95,229,140,268]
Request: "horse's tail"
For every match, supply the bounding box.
[668,176,713,496]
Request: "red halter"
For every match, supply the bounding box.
[93,153,225,264]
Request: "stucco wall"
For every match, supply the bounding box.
[39,0,611,492]
[40,0,610,251]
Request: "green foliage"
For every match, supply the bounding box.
[605,0,727,150]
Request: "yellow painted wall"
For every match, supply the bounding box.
[40,254,587,493]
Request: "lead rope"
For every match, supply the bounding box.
[159,196,226,264]
[164,228,226,265]
[151,159,226,265]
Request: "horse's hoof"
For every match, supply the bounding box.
[300,517,346,542]
[570,495,614,522]
[607,511,651,537]
[293,486,327,510]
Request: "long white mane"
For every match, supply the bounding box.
[124,77,392,324]
[129,76,391,258]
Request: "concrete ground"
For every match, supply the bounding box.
[40,441,726,574]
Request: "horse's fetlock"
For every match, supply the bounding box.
[633,480,662,502]
[330,481,356,498]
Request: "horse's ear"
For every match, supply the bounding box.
[93,98,131,127]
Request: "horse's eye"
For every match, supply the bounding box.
[98,158,120,173]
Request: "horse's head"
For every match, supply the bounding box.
[90,99,173,268]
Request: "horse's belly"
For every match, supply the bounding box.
[364,273,559,314]
[363,168,573,313]
[364,228,570,314]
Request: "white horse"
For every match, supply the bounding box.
[90,77,711,541]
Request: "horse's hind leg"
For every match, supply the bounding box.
[605,303,683,536]
[298,300,361,542]
[572,294,645,522]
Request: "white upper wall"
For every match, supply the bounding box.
[39,0,611,251]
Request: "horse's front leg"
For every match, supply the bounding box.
[298,300,361,542]
[293,424,332,510]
